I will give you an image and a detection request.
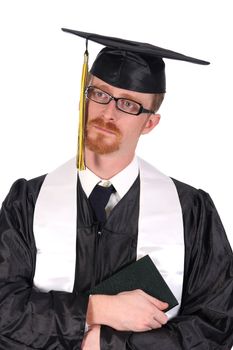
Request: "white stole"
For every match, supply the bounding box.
[33,157,184,319]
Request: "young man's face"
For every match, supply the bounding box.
[85,76,160,157]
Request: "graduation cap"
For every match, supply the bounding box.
[61,28,210,169]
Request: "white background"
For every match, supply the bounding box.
[0,0,232,249]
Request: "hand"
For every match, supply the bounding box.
[109,289,168,332]
[87,289,168,332]
[81,325,100,350]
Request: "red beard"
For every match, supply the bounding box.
[85,117,122,155]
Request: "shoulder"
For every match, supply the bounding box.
[171,178,222,222]
[138,156,209,201]
[171,177,220,228]
[0,175,46,238]
[138,157,215,214]
[171,178,233,253]
[171,177,209,206]
[3,174,46,209]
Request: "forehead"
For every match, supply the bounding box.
[90,75,155,104]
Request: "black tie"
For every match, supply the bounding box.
[89,183,116,225]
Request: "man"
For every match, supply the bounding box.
[0,29,232,350]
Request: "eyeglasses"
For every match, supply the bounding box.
[85,86,155,116]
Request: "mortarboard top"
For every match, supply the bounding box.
[61,28,210,94]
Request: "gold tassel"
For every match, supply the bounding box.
[77,48,89,170]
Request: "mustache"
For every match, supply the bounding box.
[86,117,121,136]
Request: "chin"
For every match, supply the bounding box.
[86,139,120,155]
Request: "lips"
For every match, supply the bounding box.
[93,125,116,135]
[86,116,121,138]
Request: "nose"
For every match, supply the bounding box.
[101,99,119,121]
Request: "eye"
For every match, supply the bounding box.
[123,100,133,108]
[94,90,105,98]
[118,99,140,113]
[89,88,110,103]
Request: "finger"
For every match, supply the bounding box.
[136,290,169,310]
[152,308,168,325]
[81,338,86,349]
[147,318,162,330]
[153,299,169,310]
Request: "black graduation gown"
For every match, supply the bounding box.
[0,175,233,349]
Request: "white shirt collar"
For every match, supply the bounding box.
[78,156,139,199]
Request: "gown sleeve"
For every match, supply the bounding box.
[100,185,233,349]
[0,178,89,350]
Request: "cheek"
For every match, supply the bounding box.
[131,118,148,134]
[86,101,99,119]
[86,102,95,119]
[122,120,146,141]
[86,100,106,116]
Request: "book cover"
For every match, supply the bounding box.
[91,255,178,311]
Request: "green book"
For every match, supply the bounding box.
[91,255,178,311]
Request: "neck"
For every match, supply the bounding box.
[85,148,135,179]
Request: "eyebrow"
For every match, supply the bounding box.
[94,84,143,103]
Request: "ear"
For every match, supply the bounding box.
[141,114,161,135]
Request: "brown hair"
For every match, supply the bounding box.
[151,93,165,113]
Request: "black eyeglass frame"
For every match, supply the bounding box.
[85,86,155,116]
